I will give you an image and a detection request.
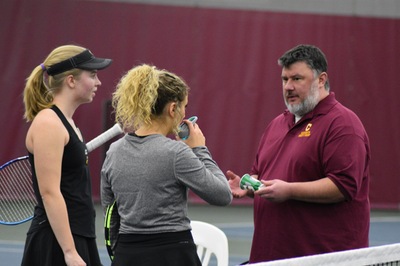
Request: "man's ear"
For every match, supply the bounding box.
[319,72,328,87]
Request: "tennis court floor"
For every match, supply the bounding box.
[1,204,400,266]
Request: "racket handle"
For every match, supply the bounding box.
[86,124,123,153]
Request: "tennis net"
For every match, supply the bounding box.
[249,243,400,266]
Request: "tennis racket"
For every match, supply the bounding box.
[104,201,120,260]
[0,124,123,226]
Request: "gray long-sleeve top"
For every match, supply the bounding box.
[101,133,232,234]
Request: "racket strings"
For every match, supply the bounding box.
[0,159,36,223]
[0,125,123,225]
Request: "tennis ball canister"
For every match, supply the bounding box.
[240,174,263,191]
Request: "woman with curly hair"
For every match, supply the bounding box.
[101,64,232,266]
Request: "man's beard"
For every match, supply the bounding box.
[285,82,320,117]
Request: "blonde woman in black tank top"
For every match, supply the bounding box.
[21,45,112,266]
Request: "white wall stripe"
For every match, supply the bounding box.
[86,0,400,19]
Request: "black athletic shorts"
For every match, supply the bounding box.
[112,230,201,266]
[21,225,102,266]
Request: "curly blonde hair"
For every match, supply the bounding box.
[112,64,189,131]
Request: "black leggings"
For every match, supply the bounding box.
[112,230,201,266]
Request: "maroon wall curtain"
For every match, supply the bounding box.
[1,0,399,207]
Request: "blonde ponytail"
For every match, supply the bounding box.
[23,45,85,122]
[23,65,53,121]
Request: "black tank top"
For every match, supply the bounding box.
[28,105,95,238]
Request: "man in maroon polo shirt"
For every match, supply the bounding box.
[227,44,371,263]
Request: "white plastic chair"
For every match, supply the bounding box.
[191,220,229,266]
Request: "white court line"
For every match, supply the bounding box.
[216,217,400,227]
[0,241,24,254]
[0,240,25,245]
[370,217,400,222]
[0,247,23,253]
[214,222,253,228]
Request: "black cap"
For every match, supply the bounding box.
[46,49,112,76]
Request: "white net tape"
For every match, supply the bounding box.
[250,243,400,266]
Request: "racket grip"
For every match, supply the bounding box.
[86,124,123,153]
